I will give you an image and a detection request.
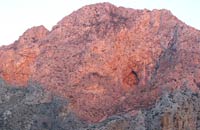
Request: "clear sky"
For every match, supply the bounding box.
[0,0,199,45]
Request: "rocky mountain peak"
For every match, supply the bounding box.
[18,25,49,44]
[49,3,179,44]
[0,3,200,127]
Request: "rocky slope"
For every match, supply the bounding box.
[0,2,200,129]
[0,78,200,130]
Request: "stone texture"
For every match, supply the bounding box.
[0,80,199,130]
[0,2,200,128]
[0,25,49,86]
[145,88,200,130]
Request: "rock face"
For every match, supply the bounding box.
[0,25,49,86]
[0,79,200,130]
[0,2,200,129]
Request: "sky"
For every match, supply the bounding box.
[0,0,200,45]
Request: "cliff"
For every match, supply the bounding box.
[0,2,200,130]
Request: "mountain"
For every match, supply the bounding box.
[0,2,200,130]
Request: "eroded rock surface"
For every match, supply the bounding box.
[0,78,199,130]
[0,2,200,127]
[0,25,49,86]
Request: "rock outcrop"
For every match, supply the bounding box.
[0,2,200,129]
[0,79,200,130]
[0,25,49,86]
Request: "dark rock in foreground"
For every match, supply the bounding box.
[0,78,200,129]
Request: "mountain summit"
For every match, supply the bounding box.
[0,2,200,129]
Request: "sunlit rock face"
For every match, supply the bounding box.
[0,2,200,124]
[0,26,49,86]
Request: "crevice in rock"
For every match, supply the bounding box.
[150,24,179,86]
[168,24,179,52]
[123,70,139,87]
[131,70,140,84]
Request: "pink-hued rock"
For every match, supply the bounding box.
[0,2,200,123]
[0,25,49,86]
